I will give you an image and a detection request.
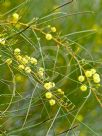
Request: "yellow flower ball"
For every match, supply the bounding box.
[49,99,56,106]
[25,67,31,74]
[5,58,12,65]
[25,55,30,61]
[0,38,5,45]
[57,89,64,95]
[15,55,22,62]
[18,65,25,70]
[14,48,20,55]
[38,67,44,78]
[80,84,87,92]
[51,82,55,87]
[22,58,28,65]
[91,69,96,74]
[93,73,100,78]
[38,71,44,78]
[39,67,44,72]
[78,75,85,82]
[12,13,19,23]
[45,92,52,99]
[85,70,92,78]
[93,78,100,83]
[30,57,37,65]
[44,82,55,90]
[45,34,52,40]
[51,27,56,32]
[93,73,100,83]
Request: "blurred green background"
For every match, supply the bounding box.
[0,0,102,136]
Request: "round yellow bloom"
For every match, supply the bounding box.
[51,27,56,32]
[51,82,55,87]
[45,34,52,40]
[5,58,12,65]
[49,99,56,106]
[44,82,55,90]
[39,67,44,72]
[45,92,52,99]
[57,89,64,95]
[38,67,44,78]
[91,69,96,74]
[30,57,37,65]
[85,70,92,78]
[38,71,44,78]
[14,48,20,55]
[25,55,30,61]
[80,84,87,92]
[18,65,25,70]
[22,58,28,65]
[25,67,31,74]
[15,55,22,62]
[78,75,85,82]
[0,38,5,45]
[93,78,100,83]
[93,73,100,83]
[12,13,19,23]
[93,73,100,78]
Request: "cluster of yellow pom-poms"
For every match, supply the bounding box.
[44,82,64,106]
[12,13,19,23]
[5,48,45,79]
[78,69,101,92]
[13,48,37,74]
[44,82,56,106]
[45,25,56,41]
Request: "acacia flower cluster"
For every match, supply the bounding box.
[44,81,64,106]
[5,58,12,65]
[14,48,37,74]
[12,13,19,23]
[78,68,101,92]
[44,82,55,90]
[45,26,57,40]
[37,67,44,78]
[0,38,5,45]
[44,82,55,106]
